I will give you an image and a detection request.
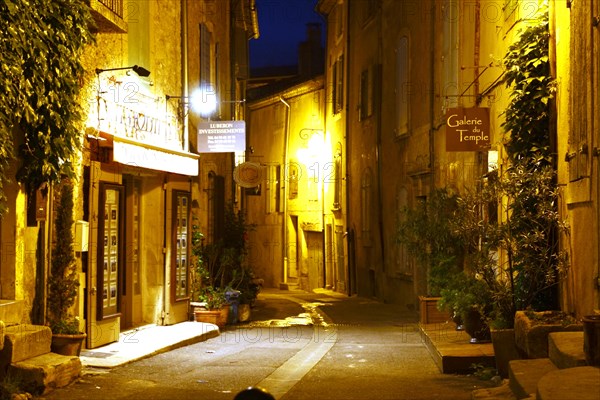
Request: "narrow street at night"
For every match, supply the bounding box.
[38,289,495,400]
[1,1,599,399]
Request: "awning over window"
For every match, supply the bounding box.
[111,137,199,176]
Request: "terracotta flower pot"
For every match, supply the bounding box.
[582,315,600,366]
[238,303,251,322]
[51,332,87,356]
[217,305,230,328]
[194,309,221,325]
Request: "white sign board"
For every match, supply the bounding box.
[198,121,246,153]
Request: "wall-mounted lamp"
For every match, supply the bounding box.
[167,88,245,119]
[95,65,151,77]
[298,128,323,140]
[190,83,218,117]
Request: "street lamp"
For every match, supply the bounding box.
[189,83,217,117]
[95,65,151,77]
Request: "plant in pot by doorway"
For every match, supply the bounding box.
[190,205,257,326]
[47,180,86,356]
[193,286,228,327]
[439,271,494,344]
[396,188,466,325]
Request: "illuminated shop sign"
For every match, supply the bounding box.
[198,121,246,153]
[446,107,491,152]
[96,98,182,151]
[88,75,183,152]
[87,75,199,175]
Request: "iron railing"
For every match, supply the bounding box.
[98,0,123,19]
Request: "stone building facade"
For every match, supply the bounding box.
[0,0,258,349]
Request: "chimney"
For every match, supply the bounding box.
[298,23,324,77]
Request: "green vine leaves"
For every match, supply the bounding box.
[0,0,95,214]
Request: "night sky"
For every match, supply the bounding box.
[250,0,324,69]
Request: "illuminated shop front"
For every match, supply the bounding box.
[84,71,199,348]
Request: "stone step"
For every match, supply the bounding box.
[536,366,600,400]
[8,352,82,395]
[0,324,52,367]
[508,358,557,399]
[548,331,586,369]
[0,300,25,326]
[420,322,495,374]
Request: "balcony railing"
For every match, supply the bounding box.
[88,0,127,33]
[98,0,123,19]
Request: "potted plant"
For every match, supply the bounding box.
[439,272,493,343]
[396,188,465,325]
[47,180,86,356]
[231,267,261,323]
[193,286,228,327]
[190,205,257,326]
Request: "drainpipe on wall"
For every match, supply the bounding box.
[182,0,189,153]
[280,97,290,286]
[474,0,485,178]
[345,0,353,296]
[429,1,436,203]
[317,9,328,290]
[161,178,168,326]
[375,6,385,295]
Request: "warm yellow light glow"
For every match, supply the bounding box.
[296,130,329,166]
[190,83,217,117]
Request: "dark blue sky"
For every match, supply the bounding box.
[250,0,323,69]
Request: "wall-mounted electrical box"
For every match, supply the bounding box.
[74,220,89,252]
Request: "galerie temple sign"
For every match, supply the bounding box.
[445,107,491,151]
[198,121,246,153]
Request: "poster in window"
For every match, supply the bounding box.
[110,284,117,306]
[103,286,108,307]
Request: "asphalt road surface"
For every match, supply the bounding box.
[38,289,495,400]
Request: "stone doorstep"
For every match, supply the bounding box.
[9,352,82,395]
[508,359,557,400]
[1,324,52,364]
[536,366,600,400]
[548,331,586,369]
[420,323,495,374]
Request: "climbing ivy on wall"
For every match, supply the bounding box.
[500,8,565,314]
[0,0,94,215]
[502,8,554,164]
